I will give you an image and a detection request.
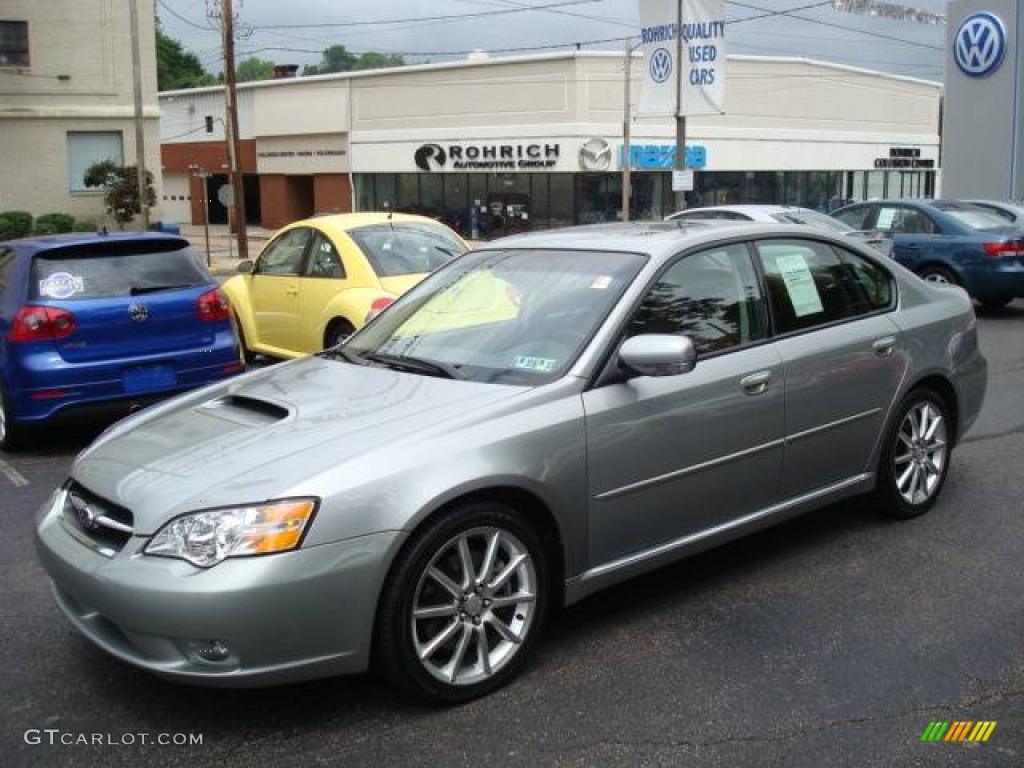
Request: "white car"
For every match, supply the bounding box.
[964,200,1024,227]
[666,204,894,257]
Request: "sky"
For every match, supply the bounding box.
[157,0,950,82]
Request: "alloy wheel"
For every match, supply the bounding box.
[922,272,951,284]
[894,401,948,505]
[411,527,537,686]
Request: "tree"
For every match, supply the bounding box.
[302,45,405,75]
[236,57,276,82]
[83,161,156,228]
[351,52,406,71]
[156,19,216,90]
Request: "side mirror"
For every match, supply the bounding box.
[619,334,697,378]
[236,260,254,274]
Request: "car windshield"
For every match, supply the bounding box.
[341,248,647,385]
[348,222,467,277]
[933,206,1011,231]
[770,209,851,233]
[30,241,208,300]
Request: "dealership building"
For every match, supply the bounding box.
[158,51,942,235]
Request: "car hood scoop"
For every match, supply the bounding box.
[71,356,526,534]
[197,394,291,426]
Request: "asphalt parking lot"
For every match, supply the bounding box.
[2,303,1023,768]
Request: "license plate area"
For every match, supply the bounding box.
[122,363,177,393]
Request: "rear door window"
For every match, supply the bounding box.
[347,223,466,277]
[31,240,208,300]
[756,239,886,334]
[874,206,937,235]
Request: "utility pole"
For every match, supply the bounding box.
[128,0,149,229]
[221,0,249,261]
[674,0,687,212]
[622,38,633,222]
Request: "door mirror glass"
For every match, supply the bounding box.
[619,334,697,377]
[236,259,254,274]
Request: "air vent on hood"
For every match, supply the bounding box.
[198,395,290,426]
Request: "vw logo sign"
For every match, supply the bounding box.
[649,47,672,84]
[414,143,447,171]
[129,303,149,323]
[954,12,1006,78]
[579,138,612,171]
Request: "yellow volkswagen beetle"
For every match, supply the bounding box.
[222,213,467,359]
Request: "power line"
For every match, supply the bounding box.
[729,0,944,50]
[157,0,216,31]
[250,1,603,30]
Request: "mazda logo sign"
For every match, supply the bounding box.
[129,303,149,323]
[954,12,1006,78]
[579,138,612,172]
[414,143,447,171]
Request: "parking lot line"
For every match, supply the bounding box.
[0,458,29,487]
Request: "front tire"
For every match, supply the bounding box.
[232,314,255,365]
[375,502,550,704]
[875,387,952,519]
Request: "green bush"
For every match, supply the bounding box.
[72,219,97,232]
[33,213,76,236]
[0,210,33,241]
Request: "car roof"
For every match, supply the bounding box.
[290,212,448,233]
[475,220,834,263]
[5,231,188,255]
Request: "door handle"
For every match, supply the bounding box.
[285,286,299,295]
[740,371,771,395]
[873,336,896,357]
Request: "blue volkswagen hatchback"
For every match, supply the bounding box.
[0,233,243,449]
[832,199,1024,308]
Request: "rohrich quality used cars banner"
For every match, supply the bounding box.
[638,0,727,116]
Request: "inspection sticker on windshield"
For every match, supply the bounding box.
[591,275,613,290]
[38,272,84,299]
[512,356,557,373]
[775,253,824,317]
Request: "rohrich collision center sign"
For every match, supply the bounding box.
[638,0,727,116]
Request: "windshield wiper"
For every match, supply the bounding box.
[319,345,365,365]
[130,283,195,295]
[365,352,461,379]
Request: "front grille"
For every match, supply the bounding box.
[62,481,134,554]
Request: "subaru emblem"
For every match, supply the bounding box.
[69,494,98,531]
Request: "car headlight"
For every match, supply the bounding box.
[144,498,318,568]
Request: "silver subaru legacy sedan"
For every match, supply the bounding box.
[35,221,987,703]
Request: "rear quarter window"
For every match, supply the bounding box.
[31,240,209,300]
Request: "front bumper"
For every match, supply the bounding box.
[34,490,402,687]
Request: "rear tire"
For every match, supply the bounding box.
[0,386,28,452]
[375,501,550,704]
[324,318,355,350]
[874,387,952,519]
[916,265,959,287]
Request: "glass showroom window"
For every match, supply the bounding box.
[0,21,29,67]
[67,132,124,193]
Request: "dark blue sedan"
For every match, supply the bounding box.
[833,199,1024,309]
[0,233,243,449]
